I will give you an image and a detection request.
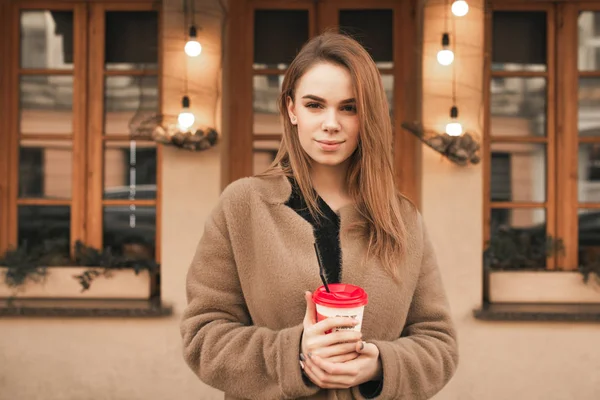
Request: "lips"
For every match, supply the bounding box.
[316,140,344,145]
[315,140,344,152]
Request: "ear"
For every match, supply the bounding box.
[286,96,297,125]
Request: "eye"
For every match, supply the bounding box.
[305,102,322,109]
[341,104,357,113]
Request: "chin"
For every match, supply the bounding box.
[310,153,351,167]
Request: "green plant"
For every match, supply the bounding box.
[483,226,564,271]
[484,227,600,284]
[579,263,600,284]
[72,241,159,291]
[0,239,159,293]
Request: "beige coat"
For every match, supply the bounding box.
[181,174,458,400]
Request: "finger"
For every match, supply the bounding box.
[304,291,317,325]
[303,353,352,389]
[314,317,360,334]
[324,351,359,364]
[310,330,362,350]
[313,341,358,359]
[310,353,359,379]
[356,341,379,357]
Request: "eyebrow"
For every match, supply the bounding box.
[301,95,356,104]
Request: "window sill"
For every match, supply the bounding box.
[0,298,172,318]
[473,303,600,323]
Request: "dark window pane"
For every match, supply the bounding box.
[103,205,155,260]
[19,140,72,199]
[578,209,600,267]
[491,153,511,201]
[104,141,156,200]
[490,143,546,203]
[254,10,308,68]
[21,10,73,69]
[18,205,70,259]
[578,77,600,136]
[490,77,546,137]
[104,75,158,135]
[492,11,546,71]
[20,75,73,135]
[578,144,600,202]
[488,208,547,269]
[339,9,393,66]
[578,11,600,71]
[105,11,158,70]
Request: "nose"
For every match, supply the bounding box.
[322,109,341,133]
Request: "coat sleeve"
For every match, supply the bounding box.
[353,214,459,400]
[180,200,320,400]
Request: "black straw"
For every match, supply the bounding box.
[313,242,330,293]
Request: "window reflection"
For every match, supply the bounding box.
[20,10,73,69]
[490,77,546,137]
[103,206,155,260]
[19,140,72,199]
[104,141,156,200]
[20,75,73,135]
[253,140,280,175]
[253,75,283,135]
[490,143,546,203]
[578,11,600,72]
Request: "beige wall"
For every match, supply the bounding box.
[422,2,600,400]
[2,1,600,399]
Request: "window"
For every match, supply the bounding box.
[0,2,161,272]
[226,0,421,204]
[485,2,600,272]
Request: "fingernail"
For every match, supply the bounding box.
[299,353,305,361]
[360,341,365,351]
[299,360,305,370]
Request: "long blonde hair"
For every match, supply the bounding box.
[257,32,409,279]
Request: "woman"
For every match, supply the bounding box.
[181,32,458,400]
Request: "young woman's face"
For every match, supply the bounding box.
[287,62,360,169]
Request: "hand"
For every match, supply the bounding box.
[301,340,382,390]
[301,291,362,364]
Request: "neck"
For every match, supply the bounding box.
[309,161,349,197]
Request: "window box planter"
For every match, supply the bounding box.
[0,266,152,300]
[489,270,600,304]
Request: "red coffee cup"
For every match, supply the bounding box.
[312,283,368,333]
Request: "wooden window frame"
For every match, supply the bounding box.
[223,0,422,206]
[0,1,162,269]
[0,1,10,256]
[484,0,600,272]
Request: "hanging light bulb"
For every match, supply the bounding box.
[437,33,454,66]
[451,0,469,17]
[178,96,195,131]
[184,26,202,57]
[445,106,463,136]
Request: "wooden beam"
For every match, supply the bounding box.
[556,2,579,271]
[223,0,252,189]
[86,2,105,249]
[396,0,421,207]
[0,0,8,254]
